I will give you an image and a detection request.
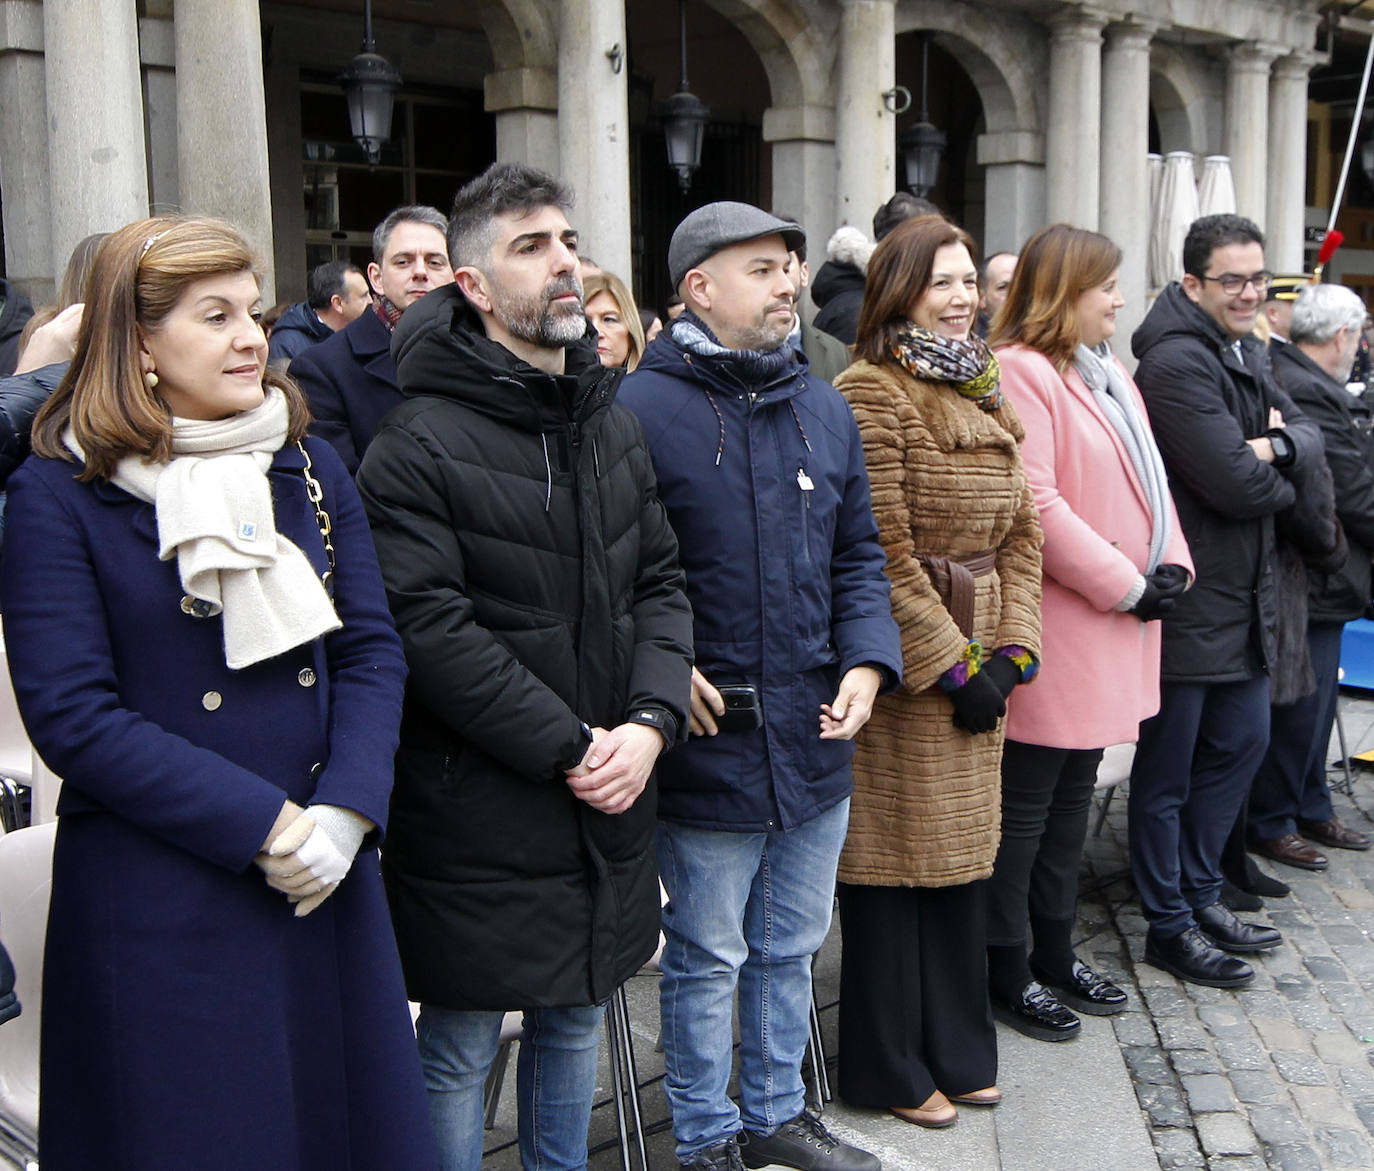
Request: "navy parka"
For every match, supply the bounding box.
[620,333,901,832]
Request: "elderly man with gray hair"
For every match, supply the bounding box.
[1249,281,1374,869]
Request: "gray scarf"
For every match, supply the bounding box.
[1073,343,1172,572]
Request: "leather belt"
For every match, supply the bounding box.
[917,548,997,640]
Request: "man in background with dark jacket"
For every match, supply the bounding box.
[1250,282,1374,868]
[0,278,34,377]
[266,259,370,370]
[1130,214,1323,988]
[290,205,453,472]
[620,203,901,1171]
[356,163,692,1171]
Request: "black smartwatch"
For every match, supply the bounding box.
[1266,428,1294,467]
[627,705,677,747]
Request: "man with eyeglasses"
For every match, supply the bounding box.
[1128,214,1324,989]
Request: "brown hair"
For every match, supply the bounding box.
[583,270,647,372]
[31,216,308,480]
[988,224,1122,369]
[852,215,978,366]
[16,231,110,353]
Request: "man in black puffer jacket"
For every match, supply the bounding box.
[357,163,693,1170]
[1130,214,1324,990]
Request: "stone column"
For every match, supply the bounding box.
[834,0,895,230]
[175,0,275,300]
[0,0,53,302]
[44,0,148,286]
[764,104,837,308]
[487,68,560,175]
[1046,7,1106,228]
[1099,19,1157,360]
[1267,53,1313,273]
[1225,43,1280,227]
[977,130,1046,255]
[557,0,632,277]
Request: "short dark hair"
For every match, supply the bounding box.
[873,193,940,242]
[372,205,448,265]
[1182,214,1264,279]
[448,163,574,270]
[979,251,1016,279]
[306,260,363,310]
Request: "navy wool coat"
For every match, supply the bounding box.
[1,437,436,1171]
[290,309,404,474]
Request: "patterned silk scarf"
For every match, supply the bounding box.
[889,322,1003,411]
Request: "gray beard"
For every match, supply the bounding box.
[492,277,586,349]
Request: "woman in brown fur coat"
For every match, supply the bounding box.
[833,216,1042,1129]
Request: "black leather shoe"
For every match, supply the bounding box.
[991,980,1081,1042]
[1145,925,1254,988]
[1220,878,1262,913]
[1194,902,1281,953]
[1031,958,1128,1016]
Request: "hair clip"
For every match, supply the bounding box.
[141,232,166,257]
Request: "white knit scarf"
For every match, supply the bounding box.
[64,388,341,670]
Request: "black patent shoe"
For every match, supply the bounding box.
[1144,925,1253,988]
[1194,901,1282,953]
[1031,958,1128,1016]
[991,980,1081,1042]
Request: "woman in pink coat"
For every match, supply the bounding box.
[986,225,1193,1041]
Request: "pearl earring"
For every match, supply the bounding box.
[145,370,159,389]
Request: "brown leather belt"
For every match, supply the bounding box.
[917,548,997,640]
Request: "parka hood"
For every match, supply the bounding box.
[390,284,619,431]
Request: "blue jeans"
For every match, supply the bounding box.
[657,798,849,1160]
[416,1002,606,1171]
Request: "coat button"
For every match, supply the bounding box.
[297,668,317,687]
[201,691,222,711]
[181,595,214,618]
[309,761,325,781]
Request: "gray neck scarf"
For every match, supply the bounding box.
[1073,342,1172,572]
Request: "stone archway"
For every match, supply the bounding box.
[1149,45,1215,156]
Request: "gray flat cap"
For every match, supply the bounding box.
[668,202,806,290]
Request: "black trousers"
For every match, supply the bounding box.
[986,741,1104,948]
[836,881,996,1107]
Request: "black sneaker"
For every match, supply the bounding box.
[682,1139,746,1170]
[739,1110,881,1171]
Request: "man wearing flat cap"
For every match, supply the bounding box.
[620,203,901,1171]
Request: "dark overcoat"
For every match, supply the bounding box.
[290,309,404,473]
[1132,283,1324,683]
[1,437,436,1171]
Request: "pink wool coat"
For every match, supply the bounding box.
[996,343,1193,750]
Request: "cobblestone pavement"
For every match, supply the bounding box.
[1081,690,1374,1171]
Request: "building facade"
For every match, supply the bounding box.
[0,0,1332,352]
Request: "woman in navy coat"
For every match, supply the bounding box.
[0,217,436,1170]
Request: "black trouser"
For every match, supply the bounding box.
[1248,621,1342,841]
[986,741,1104,949]
[1128,677,1271,936]
[836,880,996,1107]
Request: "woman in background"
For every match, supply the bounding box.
[4,215,435,1170]
[987,224,1191,1039]
[585,271,647,371]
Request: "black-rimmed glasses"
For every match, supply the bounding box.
[1198,271,1273,295]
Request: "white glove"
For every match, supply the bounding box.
[256,804,370,916]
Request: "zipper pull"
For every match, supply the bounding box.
[797,467,813,507]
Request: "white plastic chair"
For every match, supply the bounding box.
[0,820,56,1168]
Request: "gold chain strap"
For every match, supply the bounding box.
[296,441,335,591]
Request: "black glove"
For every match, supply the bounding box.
[947,669,1007,734]
[981,653,1021,699]
[1130,564,1189,622]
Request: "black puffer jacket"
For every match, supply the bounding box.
[1272,343,1374,624]
[1132,283,1324,683]
[356,285,693,1011]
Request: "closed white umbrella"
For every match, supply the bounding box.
[1148,153,1163,225]
[1149,151,1200,290]
[1197,155,1237,216]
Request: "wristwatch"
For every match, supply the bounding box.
[627,705,678,748]
[1266,428,1294,466]
[558,721,595,772]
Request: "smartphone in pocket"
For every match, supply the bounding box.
[714,684,763,732]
